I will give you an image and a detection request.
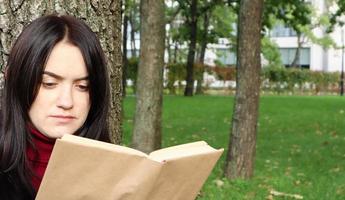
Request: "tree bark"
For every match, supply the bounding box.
[184,0,197,96]
[224,0,263,179]
[195,12,210,95]
[291,33,301,68]
[0,0,123,144]
[132,0,165,153]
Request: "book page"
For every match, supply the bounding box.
[37,136,163,200]
[148,141,218,162]
[147,149,224,200]
[62,134,148,157]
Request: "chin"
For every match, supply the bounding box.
[47,130,74,139]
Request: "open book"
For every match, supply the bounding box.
[36,134,223,200]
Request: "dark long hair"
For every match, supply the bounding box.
[0,15,110,199]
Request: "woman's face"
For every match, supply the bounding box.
[28,41,91,138]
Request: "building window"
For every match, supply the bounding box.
[216,49,236,66]
[279,48,310,69]
[270,24,297,37]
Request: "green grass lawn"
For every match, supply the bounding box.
[122,95,345,199]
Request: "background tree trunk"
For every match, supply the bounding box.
[195,12,210,95]
[184,0,197,96]
[224,0,263,179]
[132,0,165,153]
[291,33,302,68]
[0,0,123,144]
[122,0,129,97]
[129,8,138,57]
[166,27,172,63]
[173,42,178,63]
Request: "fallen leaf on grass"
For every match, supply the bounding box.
[297,173,305,177]
[165,124,173,129]
[329,167,341,173]
[270,190,303,199]
[336,185,345,195]
[213,179,224,188]
[192,134,200,139]
[315,130,323,135]
[266,194,274,200]
[294,180,301,185]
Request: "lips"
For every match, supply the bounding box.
[50,115,75,118]
[49,115,76,123]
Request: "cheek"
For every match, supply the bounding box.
[79,93,91,116]
[29,88,46,118]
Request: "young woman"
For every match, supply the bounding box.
[0,15,111,199]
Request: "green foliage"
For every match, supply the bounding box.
[129,60,340,95]
[327,0,345,32]
[264,0,335,49]
[262,66,288,83]
[123,95,345,199]
[194,62,207,81]
[125,0,140,29]
[300,10,336,48]
[165,62,210,94]
[213,59,226,67]
[168,0,230,65]
[210,5,237,44]
[261,66,340,94]
[166,63,186,94]
[261,36,283,68]
[263,0,312,33]
[309,70,340,93]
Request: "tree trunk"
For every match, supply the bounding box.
[0,0,123,144]
[173,42,178,63]
[291,33,301,68]
[122,2,129,97]
[0,1,54,72]
[129,11,137,57]
[184,0,198,96]
[195,12,210,95]
[224,0,263,179]
[132,0,165,153]
[167,26,172,64]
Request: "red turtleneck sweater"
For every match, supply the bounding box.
[26,127,56,191]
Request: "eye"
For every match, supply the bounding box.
[42,82,58,89]
[76,84,89,92]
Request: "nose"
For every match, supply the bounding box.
[56,86,73,110]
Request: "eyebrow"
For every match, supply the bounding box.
[43,71,89,81]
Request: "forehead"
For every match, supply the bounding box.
[44,41,88,77]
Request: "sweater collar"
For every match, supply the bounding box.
[27,126,56,163]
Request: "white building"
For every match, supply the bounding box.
[269,0,345,72]
[125,0,345,73]
[203,0,345,72]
